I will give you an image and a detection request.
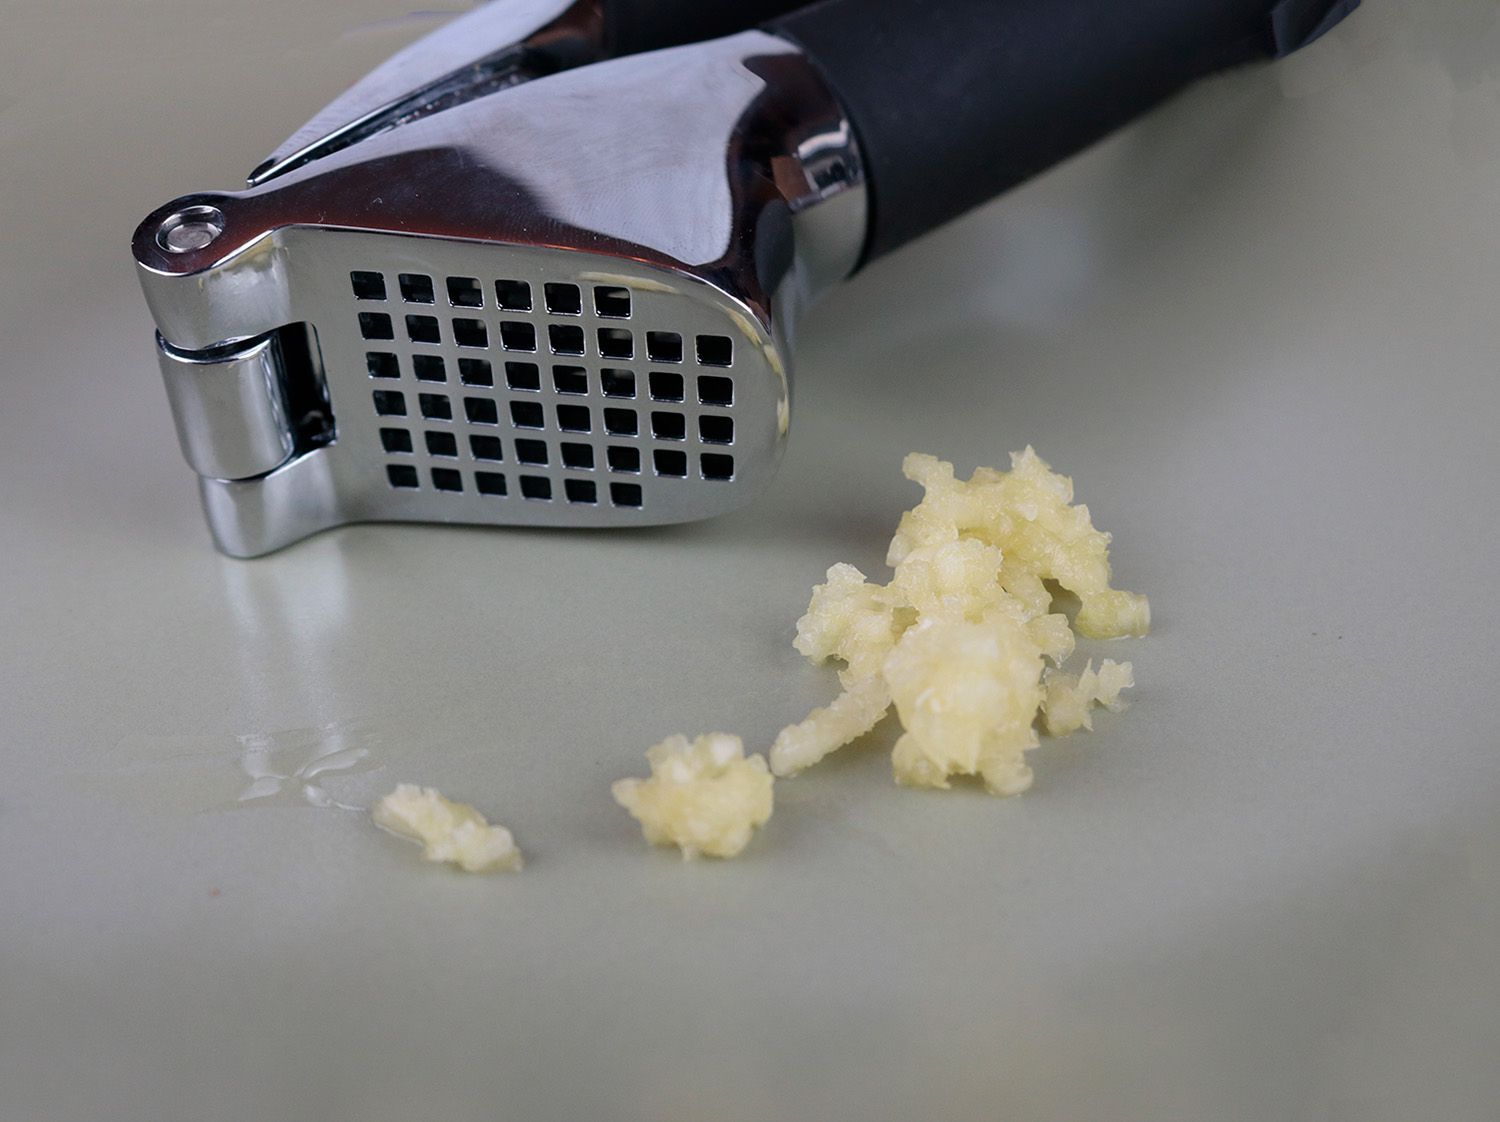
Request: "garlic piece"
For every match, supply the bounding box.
[372,784,523,873]
[613,733,774,859]
[770,675,891,778]
[1041,659,1135,737]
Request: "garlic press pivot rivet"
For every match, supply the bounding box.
[157,207,225,254]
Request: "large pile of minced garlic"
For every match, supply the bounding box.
[770,448,1148,796]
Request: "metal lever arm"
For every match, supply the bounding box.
[252,0,812,186]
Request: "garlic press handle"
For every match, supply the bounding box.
[770,0,1360,264]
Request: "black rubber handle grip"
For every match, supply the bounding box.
[769,0,1359,263]
[604,0,812,55]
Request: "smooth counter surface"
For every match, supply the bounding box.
[2,3,1498,1120]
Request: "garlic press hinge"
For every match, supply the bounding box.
[157,323,333,482]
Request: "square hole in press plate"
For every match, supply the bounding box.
[607,446,640,473]
[699,415,734,444]
[598,328,632,359]
[453,318,488,348]
[511,400,545,429]
[464,397,499,425]
[651,411,686,440]
[544,282,582,315]
[447,276,483,307]
[565,479,597,504]
[500,321,537,352]
[366,351,399,379]
[399,274,435,303]
[603,408,637,436]
[610,482,643,507]
[553,365,588,395]
[561,442,594,469]
[520,475,553,500]
[459,357,493,387]
[432,467,463,492]
[372,389,406,416]
[406,314,441,344]
[495,279,531,311]
[653,449,687,477]
[601,369,635,398]
[515,439,548,466]
[646,331,683,363]
[380,428,413,453]
[505,361,540,391]
[556,404,591,433]
[476,471,507,496]
[548,324,585,356]
[387,463,419,488]
[412,354,446,382]
[359,312,394,340]
[425,431,458,457]
[701,453,734,480]
[594,286,630,318]
[351,271,386,300]
[470,434,504,461]
[698,375,733,406]
[419,393,452,421]
[696,334,732,366]
[649,371,684,402]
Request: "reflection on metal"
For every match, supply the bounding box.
[248,0,606,186]
[133,30,866,555]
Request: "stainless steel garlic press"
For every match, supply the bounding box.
[133,0,1357,556]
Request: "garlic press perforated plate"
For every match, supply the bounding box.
[133,0,1356,556]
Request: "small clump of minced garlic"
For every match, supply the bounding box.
[611,733,774,860]
[770,448,1148,796]
[372,784,523,873]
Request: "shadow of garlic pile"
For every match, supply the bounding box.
[771,448,1149,796]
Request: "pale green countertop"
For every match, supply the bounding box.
[2,3,1498,1120]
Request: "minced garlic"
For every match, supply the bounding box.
[612,733,774,859]
[372,784,523,873]
[1041,659,1135,737]
[770,674,892,778]
[774,449,1148,793]
[889,449,1150,639]
[884,614,1045,795]
[792,562,908,684]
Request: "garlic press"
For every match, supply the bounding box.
[132,0,1356,557]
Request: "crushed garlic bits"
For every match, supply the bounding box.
[373,784,523,873]
[775,449,1149,794]
[612,733,774,859]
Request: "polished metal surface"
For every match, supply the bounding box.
[248,0,605,186]
[158,332,295,480]
[133,29,866,555]
[182,231,790,553]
